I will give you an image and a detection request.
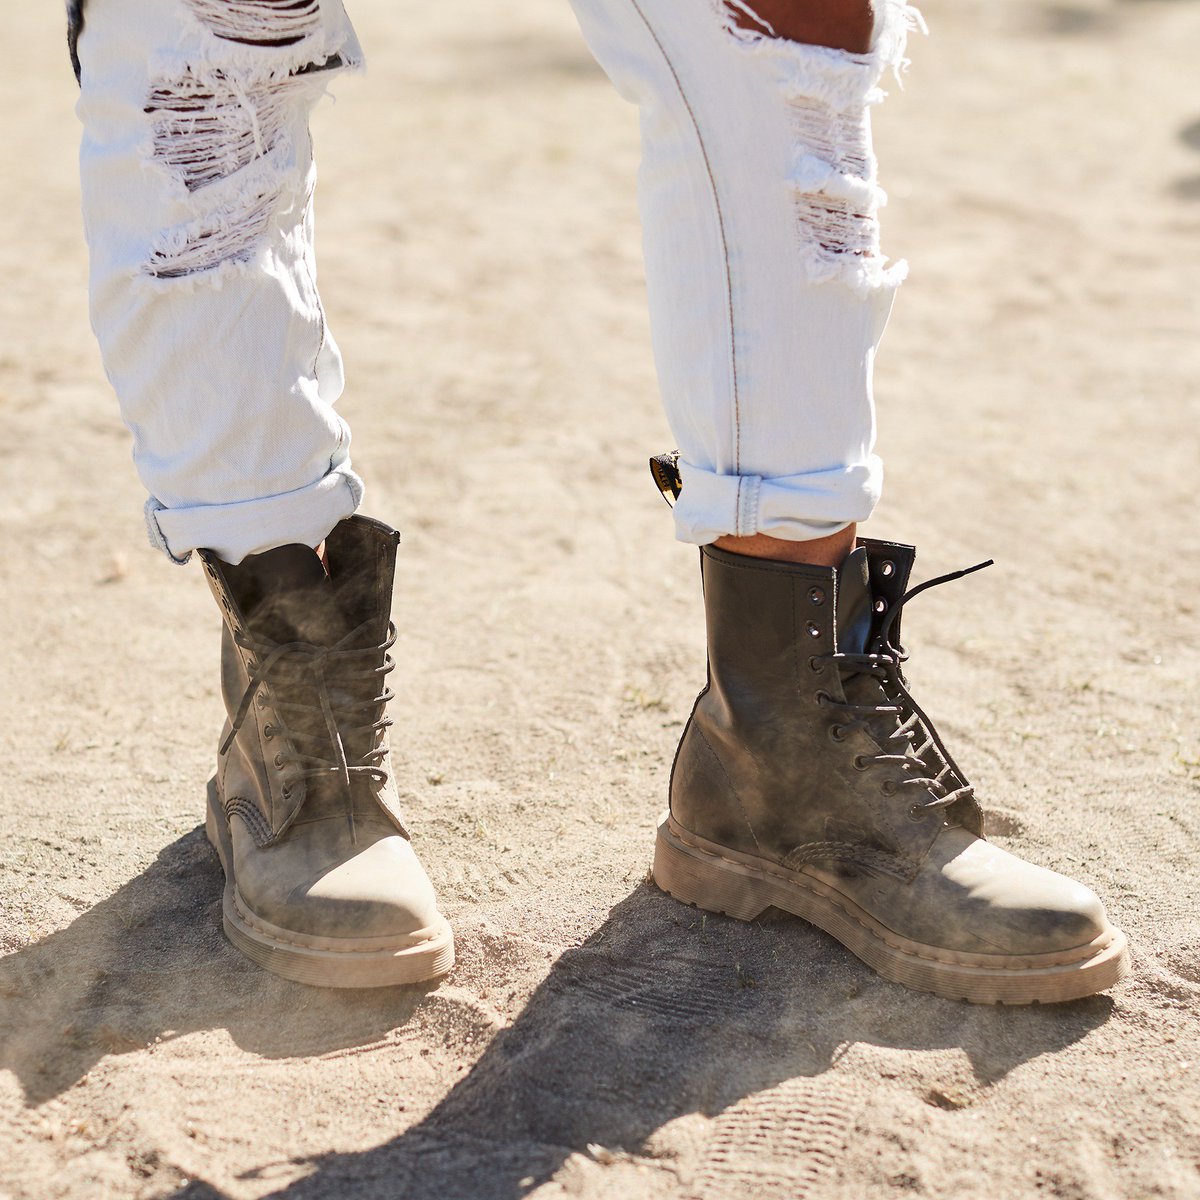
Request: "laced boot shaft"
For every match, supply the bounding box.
[203,520,408,842]
[199,515,453,988]
[813,549,992,836]
[672,543,968,880]
[656,525,1129,1003]
[220,620,397,835]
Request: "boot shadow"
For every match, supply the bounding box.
[223,883,1112,1200]
[0,825,432,1106]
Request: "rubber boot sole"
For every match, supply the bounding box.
[652,814,1130,1005]
[205,783,455,988]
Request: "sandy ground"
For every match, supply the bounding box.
[3,0,1200,1196]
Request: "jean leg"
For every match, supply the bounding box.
[567,0,922,544]
[76,0,364,564]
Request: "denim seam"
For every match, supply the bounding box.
[740,474,761,535]
[627,0,741,472]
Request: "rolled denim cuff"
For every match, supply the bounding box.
[672,456,882,545]
[146,462,363,565]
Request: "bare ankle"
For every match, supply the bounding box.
[714,524,858,568]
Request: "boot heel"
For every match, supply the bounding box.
[653,819,773,922]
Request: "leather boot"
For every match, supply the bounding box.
[651,511,1129,1003]
[199,515,453,987]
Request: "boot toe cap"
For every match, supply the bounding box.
[840,827,1114,959]
[929,828,1112,957]
[231,818,445,943]
[295,834,444,939]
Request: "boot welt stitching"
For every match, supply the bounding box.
[223,795,274,846]
[781,840,910,878]
[229,888,445,953]
[667,820,1117,971]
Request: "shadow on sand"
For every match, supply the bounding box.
[0,828,434,1106]
[1,831,1114,1197]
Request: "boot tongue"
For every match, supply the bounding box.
[835,548,937,781]
[836,547,873,656]
[229,544,341,646]
[835,547,906,760]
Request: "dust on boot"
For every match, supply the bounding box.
[650,460,1129,1004]
[200,515,453,987]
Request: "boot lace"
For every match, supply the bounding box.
[221,620,397,839]
[812,560,992,822]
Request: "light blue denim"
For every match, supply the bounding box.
[75,0,920,563]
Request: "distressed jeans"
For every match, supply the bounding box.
[72,0,921,565]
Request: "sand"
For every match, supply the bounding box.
[2,0,1199,1196]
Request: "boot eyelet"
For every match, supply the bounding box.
[256,691,267,708]
[873,598,888,615]
[808,586,826,606]
[808,655,823,674]
[880,560,895,577]
[852,755,870,771]
[273,753,284,769]
[829,724,846,743]
[282,785,293,800]
[246,659,259,673]
[881,780,897,796]
[907,804,926,822]
[815,690,831,707]
[263,724,275,740]
[806,621,822,639]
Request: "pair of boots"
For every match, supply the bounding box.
[201,506,1128,1003]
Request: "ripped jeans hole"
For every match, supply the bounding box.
[145,72,311,191]
[187,0,323,47]
[146,178,289,279]
[787,94,880,263]
[722,0,777,38]
[789,95,873,183]
[796,197,879,260]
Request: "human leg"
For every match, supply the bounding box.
[569,0,906,553]
[73,0,453,985]
[569,0,1129,1001]
[76,0,363,565]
